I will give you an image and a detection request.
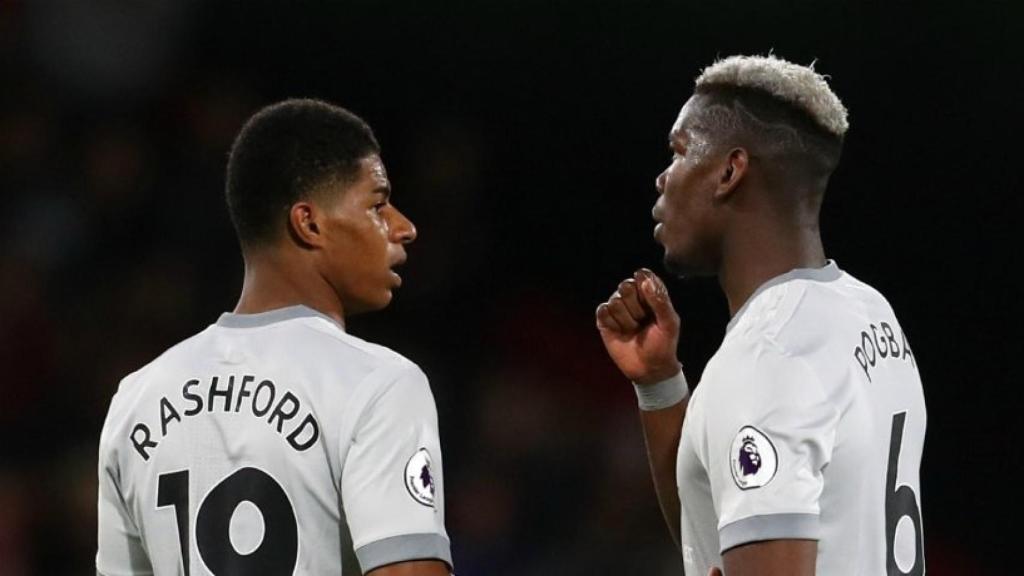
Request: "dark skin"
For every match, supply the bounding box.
[367,561,451,576]
[235,154,449,576]
[235,154,416,325]
[597,94,824,575]
[596,269,684,545]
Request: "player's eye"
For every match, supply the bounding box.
[373,202,387,213]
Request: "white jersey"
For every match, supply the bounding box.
[677,261,926,575]
[97,305,451,576]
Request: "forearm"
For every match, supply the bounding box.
[596,269,687,545]
[639,396,687,548]
[366,560,451,576]
[722,539,817,575]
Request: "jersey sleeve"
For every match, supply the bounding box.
[702,344,839,553]
[96,431,153,576]
[341,363,452,573]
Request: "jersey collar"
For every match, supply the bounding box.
[216,305,343,330]
[726,260,843,334]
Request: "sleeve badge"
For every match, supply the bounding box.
[729,425,778,490]
[404,447,436,507]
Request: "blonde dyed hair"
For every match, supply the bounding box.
[696,54,849,137]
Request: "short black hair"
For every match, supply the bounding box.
[691,85,844,181]
[225,98,380,248]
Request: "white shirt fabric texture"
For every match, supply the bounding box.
[97,305,451,575]
[677,261,926,575]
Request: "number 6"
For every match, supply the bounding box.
[885,412,924,576]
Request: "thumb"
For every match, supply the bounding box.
[638,270,678,328]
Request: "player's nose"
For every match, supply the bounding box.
[390,207,417,245]
[655,170,667,195]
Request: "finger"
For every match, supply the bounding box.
[607,296,640,332]
[617,279,650,321]
[707,568,723,576]
[635,269,679,329]
[595,303,624,334]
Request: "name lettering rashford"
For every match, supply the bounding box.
[129,374,321,461]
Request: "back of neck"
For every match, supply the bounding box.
[233,248,346,327]
[718,222,825,317]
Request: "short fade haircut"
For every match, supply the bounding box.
[688,54,848,179]
[225,98,380,248]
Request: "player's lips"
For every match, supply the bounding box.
[389,254,407,287]
[652,204,664,223]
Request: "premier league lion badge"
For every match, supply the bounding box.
[729,426,778,490]
[404,447,436,507]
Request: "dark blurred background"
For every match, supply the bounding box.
[0,0,1016,574]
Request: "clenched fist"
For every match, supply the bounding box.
[596,268,682,385]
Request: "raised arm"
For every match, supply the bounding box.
[596,269,688,545]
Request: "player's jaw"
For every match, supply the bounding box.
[654,219,690,277]
[342,240,411,313]
[654,208,721,278]
[333,260,398,316]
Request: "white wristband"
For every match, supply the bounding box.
[633,371,689,411]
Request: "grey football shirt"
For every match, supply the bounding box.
[677,262,926,575]
[97,305,451,575]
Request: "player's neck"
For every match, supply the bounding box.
[718,218,825,317]
[233,248,347,328]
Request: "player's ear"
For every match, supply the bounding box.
[288,201,325,248]
[713,147,748,202]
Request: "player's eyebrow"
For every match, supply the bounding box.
[668,131,687,149]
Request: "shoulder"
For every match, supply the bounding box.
[702,309,831,422]
[103,325,216,421]
[284,316,422,377]
[291,321,433,409]
[704,333,820,402]
[344,345,437,435]
[696,334,840,468]
[214,313,424,387]
[726,276,821,349]
[97,329,209,464]
[726,265,894,355]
